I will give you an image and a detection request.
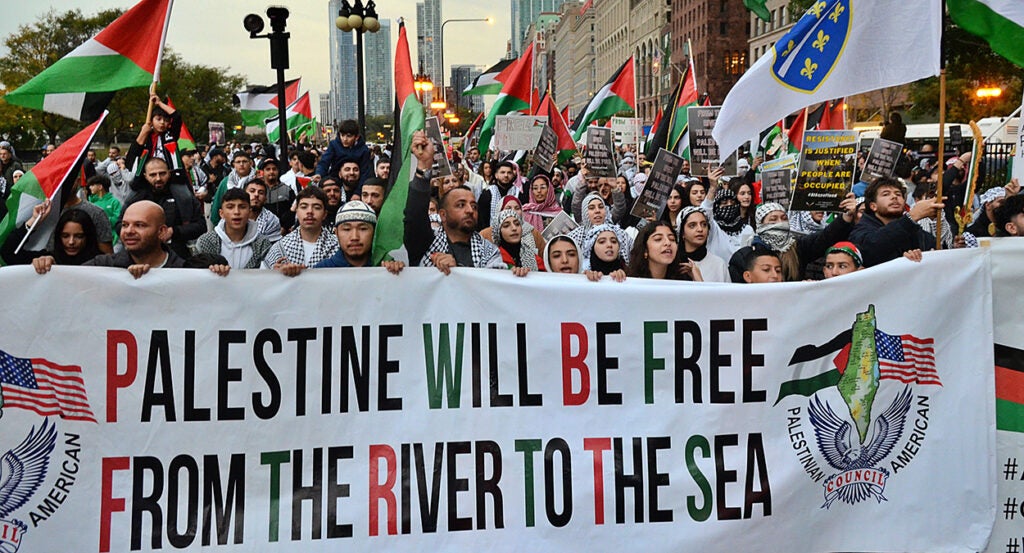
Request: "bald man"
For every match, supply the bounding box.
[86,200,188,274]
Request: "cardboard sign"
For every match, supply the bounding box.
[629,148,685,220]
[861,138,904,180]
[493,115,547,151]
[687,106,737,176]
[532,124,558,173]
[761,169,794,212]
[791,130,859,212]
[585,127,617,177]
[424,117,452,177]
[612,117,643,145]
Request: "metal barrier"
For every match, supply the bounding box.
[981,142,1014,191]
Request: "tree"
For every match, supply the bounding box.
[1,7,247,155]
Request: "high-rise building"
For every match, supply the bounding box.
[365,19,394,118]
[416,0,442,92]
[669,0,750,105]
[319,93,331,123]
[511,0,567,57]
[328,0,359,125]
[748,0,794,64]
[450,65,483,112]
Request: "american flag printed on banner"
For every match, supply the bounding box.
[0,349,96,422]
[874,330,940,386]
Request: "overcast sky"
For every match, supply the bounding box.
[3,0,508,117]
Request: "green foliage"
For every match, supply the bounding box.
[0,7,246,155]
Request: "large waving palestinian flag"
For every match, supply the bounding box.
[235,79,302,127]
[948,0,1024,67]
[266,92,313,143]
[570,56,636,141]
[4,0,173,121]
[535,92,577,163]
[462,59,515,96]
[476,43,534,154]
[372,20,425,265]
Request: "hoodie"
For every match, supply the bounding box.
[195,220,272,269]
[315,135,374,190]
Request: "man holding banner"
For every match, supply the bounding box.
[850,177,945,267]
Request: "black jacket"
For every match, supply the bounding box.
[119,177,205,260]
[849,210,934,268]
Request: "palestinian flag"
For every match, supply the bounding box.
[266,92,313,143]
[760,120,788,158]
[645,108,663,155]
[787,108,808,152]
[234,79,301,127]
[775,328,941,405]
[535,92,577,163]
[821,98,847,130]
[477,43,535,154]
[668,57,700,157]
[0,112,109,263]
[571,56,636,141]
[561,106,571,128]
[462,59,515,96]
[996,344,1024,432]
[461,112,485,157]
[166,97,196,151]
[295,118,319,142]
[372,20,425,265]
[949,0,1024,67]
[4,0,173,121]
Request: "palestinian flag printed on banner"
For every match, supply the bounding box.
[4,0,173,121]
[570,56,636,142]
[0,112,109,264]
[477,43,534,154]
[234,79,302,127]
[996,344,1024,432]
[371,19,425,265]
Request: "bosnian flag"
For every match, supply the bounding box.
[4,0,173,121]
[570,57,636,141]
[0,112,109,263]
[775,328,941,405]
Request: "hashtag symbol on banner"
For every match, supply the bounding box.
[1006,497,1019,520]
[1007,458,1020,480]
[1007,537,1020,553]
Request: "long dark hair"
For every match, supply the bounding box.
[53,209,101,265]
[731,180,757,228]
[627,221,688,280]
[660,184,687,225]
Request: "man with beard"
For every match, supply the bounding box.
[375,156,391,180]
[245,178,282,243]
[211,151,258,224]
[849,177,944,267]
[320,177,345,233]
[405,131,503,272]
[119,157,205,260]
[338,160,361,201]
[477,161,526,230]
[359,178,386,215]
[87,201,188,276]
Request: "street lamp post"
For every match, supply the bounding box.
[243,7,291,160]
[439,17,493,107]
[336,0,381,135]
[414,64,434,105]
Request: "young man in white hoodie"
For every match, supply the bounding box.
[194,188,272,269]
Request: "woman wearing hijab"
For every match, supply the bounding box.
[676,207,729,282]
[481,195,546,252]
[581,223,628,282]
[521,174,564,230]
[727,198,857,282]
[543,235,582,274]
[491,209,544,275]
[627,220,699,280]
[568,192,634,255]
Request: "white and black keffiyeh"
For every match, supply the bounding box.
[421,227,499,268]
[263,228,339,267]
[491,209,539,270]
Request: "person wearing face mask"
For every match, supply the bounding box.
[728,196,858,283]
[701,173,755,260]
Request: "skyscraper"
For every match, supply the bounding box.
[450,65,483,112]
[329,0,359,124]
[365,19,394,118]
[416,0,442,89]
[511,0,567,57]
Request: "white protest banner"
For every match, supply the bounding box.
[611,117,642,145]
[493,115,547,151]
[0,251,994,553]
[1014,90,1024,183]
[986,238,1024,553]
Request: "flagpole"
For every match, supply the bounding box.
[154,0,174,83]
[935,0,947,251]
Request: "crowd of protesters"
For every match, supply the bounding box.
[2,99,1023,283]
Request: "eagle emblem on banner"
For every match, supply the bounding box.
[771,0,851,93]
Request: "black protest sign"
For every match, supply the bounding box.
[629,148,684,220]
[861,138,903,180]
[761,169,793,212]
[791,130,858,212]
[585,127,617,177]
[424,117,452,177]
[949,125,963,147]
[533,124,558,173]
[687,106,737,176]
